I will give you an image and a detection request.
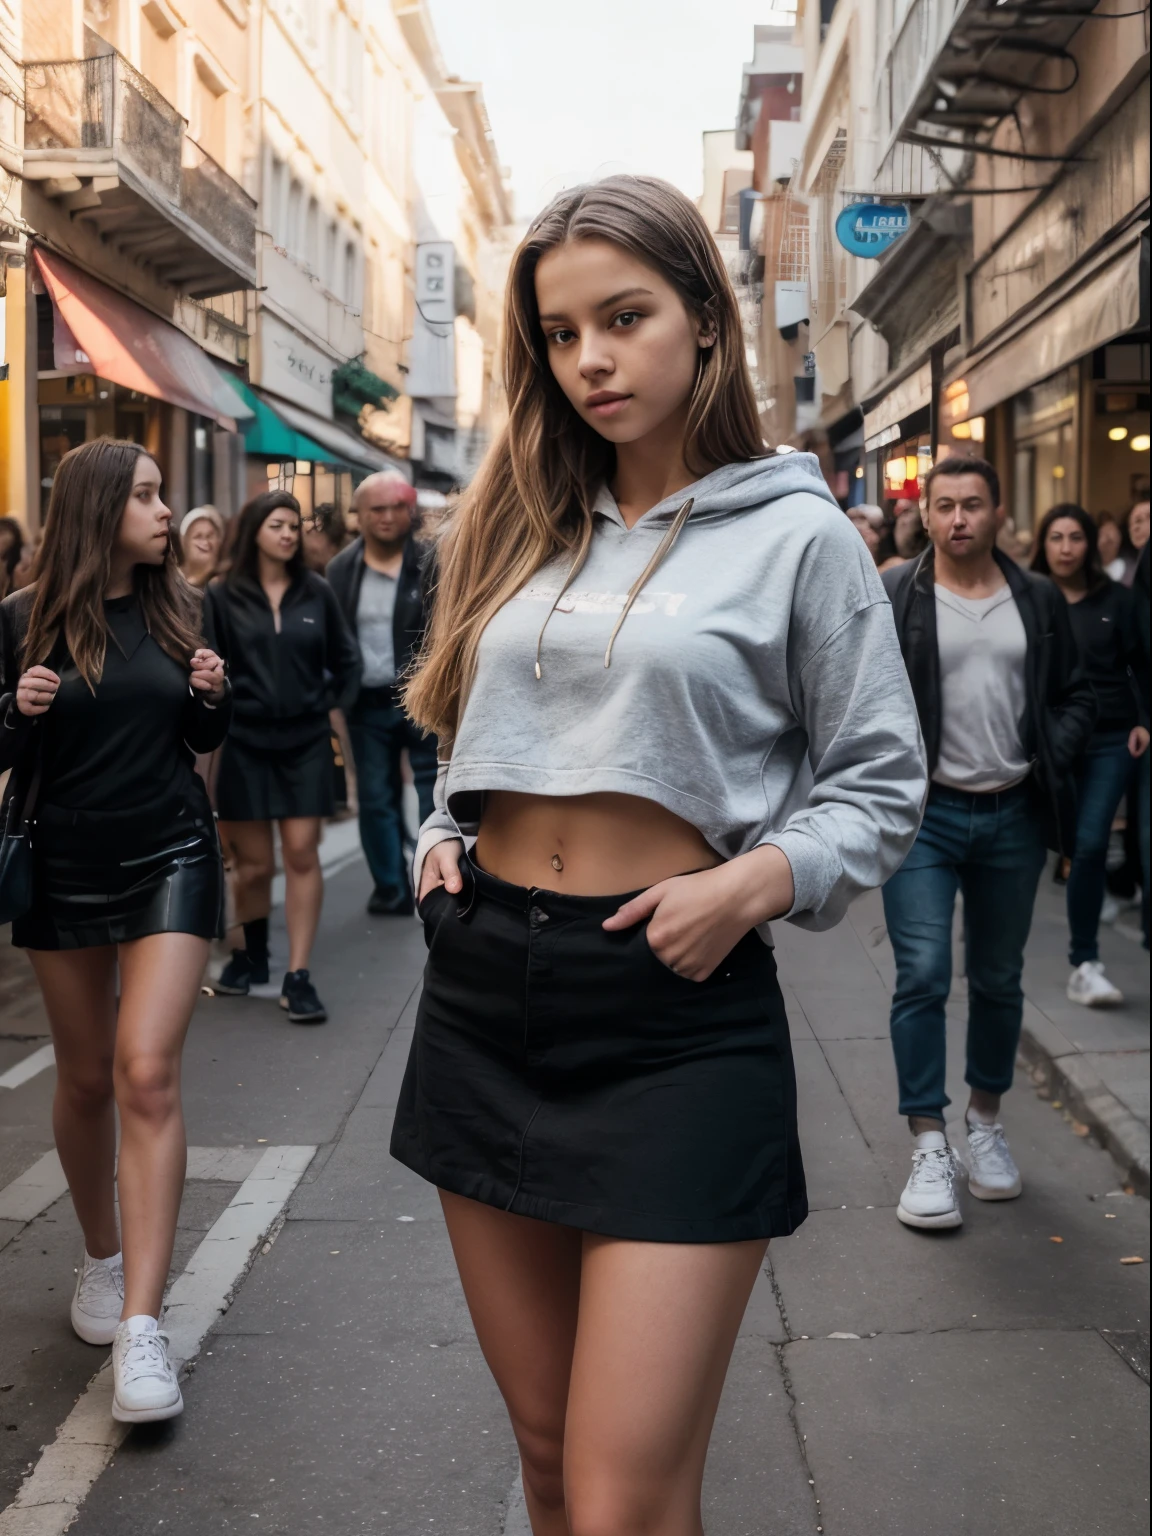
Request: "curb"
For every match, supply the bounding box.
[1018,1024,1151,1198]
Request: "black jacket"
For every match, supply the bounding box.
[325,535,434,704]
[1,583,231,820]
[882,547,1096,854]
[205,569,360,750]
[1061,578,1146,733]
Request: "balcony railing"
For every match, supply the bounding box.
[24,50,256,296]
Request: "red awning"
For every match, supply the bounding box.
[33,247,250,430]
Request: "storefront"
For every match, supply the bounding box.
[862,360,934,511]
[34,247,252,522]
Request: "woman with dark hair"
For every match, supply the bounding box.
[0,515,24,599]
[1031,503,1148,1005]
[0,439,229,1422]
[206,491,359,1023]
[393,175,926,1529]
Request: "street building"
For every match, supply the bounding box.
[728,0,1149,522]
[0,0,514,536]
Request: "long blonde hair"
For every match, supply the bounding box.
[403,174,765,742]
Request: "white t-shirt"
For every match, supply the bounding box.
[933,584,1030,793]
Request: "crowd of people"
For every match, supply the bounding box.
[0,169,1146,1535]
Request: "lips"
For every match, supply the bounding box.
[586,391,631,417]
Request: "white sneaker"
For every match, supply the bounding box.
[965,1118,1023,1201]
[1067,961,1124,1007]
[896,1131,962,1229]
[1099,895,1120,925]
[112,1319,183,1423]
[71,1252,124,1346]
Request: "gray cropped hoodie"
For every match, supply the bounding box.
[414,454,927,931]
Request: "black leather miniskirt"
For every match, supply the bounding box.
[12,798,224,951]
[391,857,808,1244]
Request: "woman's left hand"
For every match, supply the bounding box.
[1129,726,1150,759]
[189,648,226,702]
[602,845,795,982]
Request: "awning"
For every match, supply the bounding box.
[946,233,1146,421]
[863,359,933,449]
[231,379,331,462]
[253,389,406,474]
[34,247,252,430]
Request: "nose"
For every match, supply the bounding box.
[577,333,613,381]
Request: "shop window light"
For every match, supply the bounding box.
[854,466,864,479]
[1052,465,1065,479]
[1131,434,1151,452]
[1108,426,1129,441]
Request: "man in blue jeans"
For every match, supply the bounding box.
[882,457,1094,1230]
[327,474,437,915]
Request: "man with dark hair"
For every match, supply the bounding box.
[881,456,1095,1229]
[327,473,437,916]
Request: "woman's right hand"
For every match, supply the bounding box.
[418,839,464,904]
[15,666,61,717]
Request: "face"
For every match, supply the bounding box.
[924,472,1004,562]
[534,238,714,448]
[185,519,221,565]
[1129,500,1150,550]
[114,457,171,567]
[256,505,301,565]
[1043,516,1089,581]
[0,528,15,557]
[848,511,882,556]
[1097,520,1122,563]
[358,484,413,547]
[894,507,923,557]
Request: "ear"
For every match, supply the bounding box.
[698,327,717,349]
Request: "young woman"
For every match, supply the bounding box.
[206,491,359,1023]
[177,505,225,589]
[0,515,24,599]
[0,439,229,1423]
[1031,504,1148,1005]
[392,175,927,1534]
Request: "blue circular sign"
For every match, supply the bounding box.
[835,203,911,258]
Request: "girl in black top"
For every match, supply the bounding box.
[0,439,229,1424]
[206,492,359,1023]
[1031,504,1148,1004]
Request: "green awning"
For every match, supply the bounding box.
[232,379,331,461]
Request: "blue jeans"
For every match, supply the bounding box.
[347,696,437,902]
[1068,731,1135,965]
[882,782,1048,1122]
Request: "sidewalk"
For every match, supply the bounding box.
[1019,866,1149,1195]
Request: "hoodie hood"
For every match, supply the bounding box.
[591,452,838,530]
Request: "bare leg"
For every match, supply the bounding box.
[279,817,323,972]
[28,947,120,1259]
[968,1088,1001,1120]
[563,1235,767,1535]
[114,932,208,1319]
[440,1192,582,1535]
[219,819,274,941]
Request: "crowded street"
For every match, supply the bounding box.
[2,0,1151,1531]
[0,846,1147,1533]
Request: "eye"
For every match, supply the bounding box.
[545,328,575,347]
[612,310,642,329]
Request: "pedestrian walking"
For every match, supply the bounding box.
[877,497,929,572]
[326,472,437,916]
[847,502,885,562]
[206,492,360,1023]
[302,502,349,573]
[0,439,230,1422]
[1120,496,1149,586]
[391,175,926,1533]
[1029,504,1148,1005]
[881,457,1095,1230]
[177,505,225,589]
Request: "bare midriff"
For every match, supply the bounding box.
[473,790,723,896]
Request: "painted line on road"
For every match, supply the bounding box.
[0,1146,269,1229]
[0,1043,55,1091]
[0,1144,316,1536]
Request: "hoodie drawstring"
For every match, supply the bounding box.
[534,497,695,680]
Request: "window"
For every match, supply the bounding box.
[268,154,285,243]
[286,179,304,258]
[343,240,358,307]
[139,6,178,105]
[325,219,338,289]
[191,56,229,166]
[305,196,320,270]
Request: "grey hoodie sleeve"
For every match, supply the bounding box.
[758,597,928,931]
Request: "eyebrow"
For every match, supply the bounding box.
[538,286,654,322]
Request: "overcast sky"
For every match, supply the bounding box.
[424,0,780,222]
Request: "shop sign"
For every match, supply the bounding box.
[835,203,910,258]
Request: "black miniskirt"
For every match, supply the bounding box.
[13,799,224,951]
[390,857,808,1244]
[215,727,335,822]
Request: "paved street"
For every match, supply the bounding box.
[0,847,1148,1535]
